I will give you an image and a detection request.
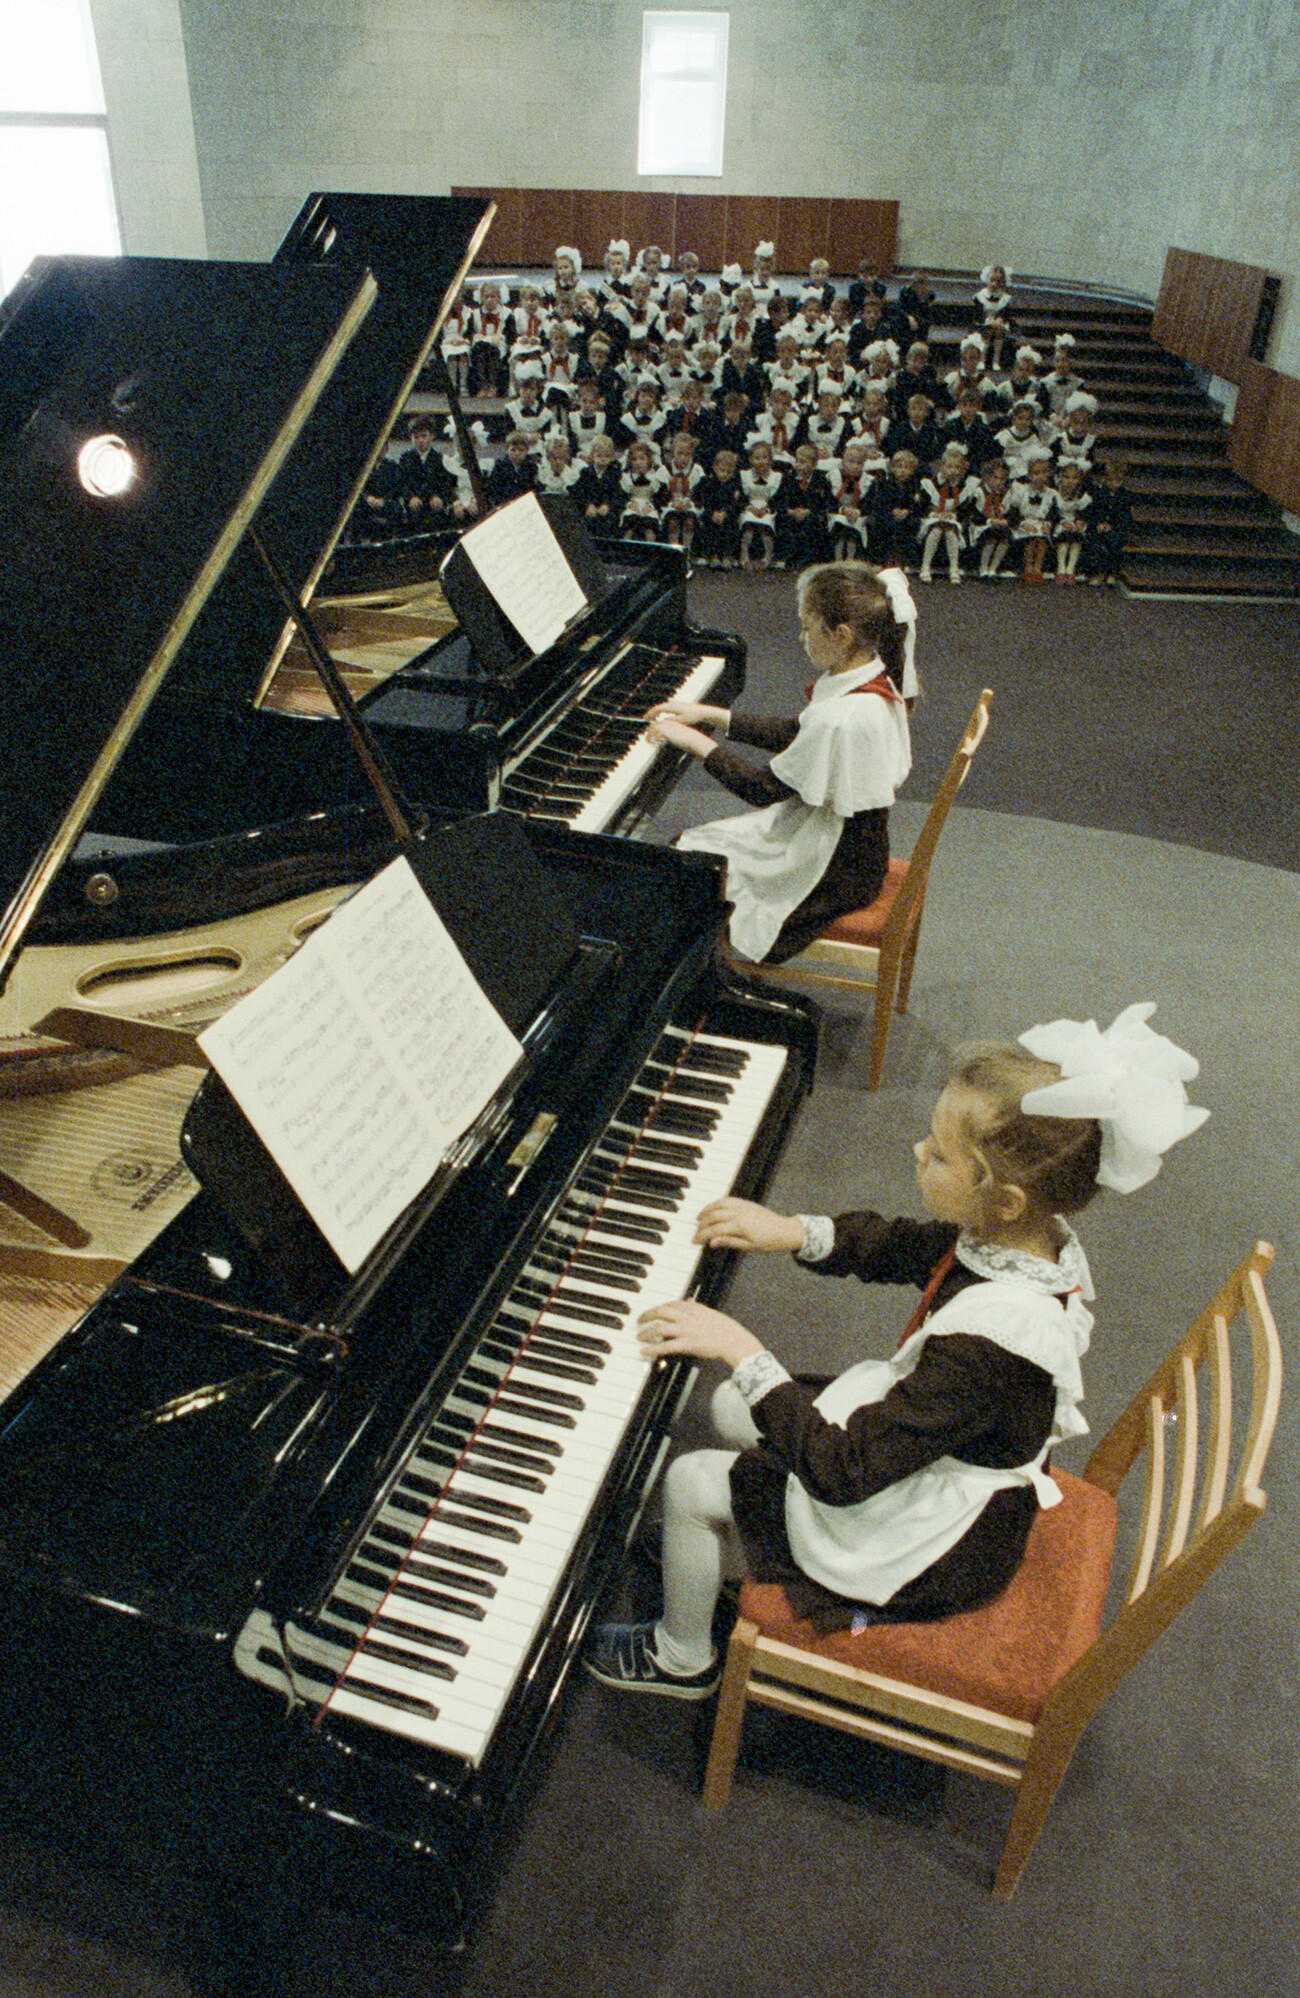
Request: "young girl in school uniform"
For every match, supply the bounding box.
[737,438,782,569]
[1011,450,1058,581]
[660,432,703,553]
[1052,460,1092,581]
[974,263,1015,372]
[586,1006,1207,1696]
[644,560,918,962]
[918,441,972,584]
[619,439,665,541]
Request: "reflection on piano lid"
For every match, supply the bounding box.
[73,198,748,850]
[0,249,379,986]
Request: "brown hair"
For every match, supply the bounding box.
[796,560,909,691]
[949,1044,1103,1234]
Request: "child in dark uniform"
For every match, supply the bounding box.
[587,1008,1206,1695]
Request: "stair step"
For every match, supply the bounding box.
[1127,531,1300,563]
[1134,502,1279,529]
[1121,557,1300,596]
[1125,471,1253,501]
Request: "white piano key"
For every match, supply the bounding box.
[236,1024,789,1766]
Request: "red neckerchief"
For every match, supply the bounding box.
[526,313,540,337]
[898,1244,957,1347]
[802,672,904,703]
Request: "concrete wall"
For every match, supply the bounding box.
[108,0,1299,370]
[90,0,208,258]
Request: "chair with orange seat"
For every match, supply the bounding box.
[702,1241,1282,1898]
[752,686,993,1091]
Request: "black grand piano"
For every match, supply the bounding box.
[0,245,815,1980]
[88,192,747,849]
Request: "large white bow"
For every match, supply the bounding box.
[876,566,919,699]
[1019,1004,1208,1193]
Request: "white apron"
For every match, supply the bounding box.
[784,1233,1094,1606]
[678,660,911,961]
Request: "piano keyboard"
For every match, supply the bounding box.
[235,1021,787,1763]
[498,647,726,833]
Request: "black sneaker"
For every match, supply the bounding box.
[583,1621,720,1700]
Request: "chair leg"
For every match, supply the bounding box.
[702,1616,760,1811]
[866,947,903,1091]
[894,914,924,1016]
[991,1735,1079,1898]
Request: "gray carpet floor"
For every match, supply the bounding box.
[1,572,1297,1997]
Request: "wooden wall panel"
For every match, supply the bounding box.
[1153,246,1268,383]
[453,187,899,280]
[674,195,726,273]
[722,195,774,273]
[777,197,830,279]
[1230,360,1300,512]
[621,191,678,260]
[573,191,624,268]
[827,199,898,277]
[518,189,575,267]
[456,187,521,267]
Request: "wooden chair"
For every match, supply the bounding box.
[703,1242,1282,1898]
[752,687,993,1091]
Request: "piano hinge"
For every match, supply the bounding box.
[505,1109,558,1189]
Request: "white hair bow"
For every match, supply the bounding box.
[755,240,775,259]
[1019,1004,1209,1193]
[876,566,919,698]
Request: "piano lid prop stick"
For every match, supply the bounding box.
[426,342,488,518]
[248,526,423,847]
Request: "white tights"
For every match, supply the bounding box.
[652,1380,761,1674]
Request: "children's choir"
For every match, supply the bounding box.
[365,242,1130,585]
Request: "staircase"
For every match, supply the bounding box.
[932,286,1300,599]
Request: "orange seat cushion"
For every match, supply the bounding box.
[739,1470,1119,1725]
[818,858,908,946]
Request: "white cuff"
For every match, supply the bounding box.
[731,1349,793,1406]
[794,1213,835,1262]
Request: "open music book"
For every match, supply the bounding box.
[456,491,588,654]
[198,857,523,1272]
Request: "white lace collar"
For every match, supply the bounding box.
[806,657,886,705]
[955,1221,1094,1302]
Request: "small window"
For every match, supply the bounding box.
[638,11,729,178]
[0,0,120,298]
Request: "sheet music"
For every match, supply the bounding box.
[459,492,587,654]
[198,858,523,1273]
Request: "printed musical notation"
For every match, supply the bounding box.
[199,859,522,1271]
[458,491,587,654]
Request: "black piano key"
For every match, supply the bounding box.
[604,1125,703,1169]
[321,1605,470,1660]
[576,1169,678,1213]
[385,1576,487,1621]
[358,1639,456,1683]
[492,1394,576,1430]
[639,1061,733,1104]
[401,1486,535,1526]
[475,1418,564,1459]
[590,1154,691,1197]
[621,1089,718,1137]
[556,1201,665,1245]
[437,1501,525,1540]
[402,1553,499,1598]
[479,1338,598,1388]
[512,1276,625,1326]
[334,1675,440,1719]
[542,1229,654,1274]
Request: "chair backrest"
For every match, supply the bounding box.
[1056,1242,1281,1714]
[883,687,993,949]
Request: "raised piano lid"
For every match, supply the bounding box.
[0,251,379,991]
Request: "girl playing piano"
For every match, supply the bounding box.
[586,1007,1207,1696]
[645,561,916,964]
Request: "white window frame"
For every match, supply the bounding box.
[0,0,121,299]
[638,10,729,179]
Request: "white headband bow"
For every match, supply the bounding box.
[755,240,775,259]
[555,245,582,274]
[1019,1004,1208,1193]
[606,239,629,260]
[876,566,919,698]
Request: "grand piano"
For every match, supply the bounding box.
[0,248,816,1978]
[88,192,747,849]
